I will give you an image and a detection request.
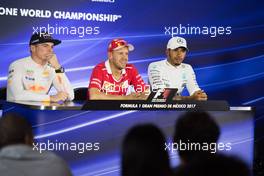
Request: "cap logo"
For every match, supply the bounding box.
[109,39,127,51]
[30,32,61,46]
[31,39,39,43]
[177,38,184,44]
[108,38,134,52]
[40,33,52,39]
[114,40,126,46]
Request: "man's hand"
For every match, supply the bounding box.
[89,87,150,100]
[191,90,208,100]
[50,91,69,102]
[126,92,141,100]
[173,90,208,101]
[48,54,61,69]
[137,92,150,100]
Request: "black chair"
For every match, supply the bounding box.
[0,87,6,100]
[74,87,88,101]
[0,87,6,115]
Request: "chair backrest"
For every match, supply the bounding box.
[0,87,7,100]
[74,87,88,101]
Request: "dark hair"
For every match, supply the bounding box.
[173,112,220,162]
[122,124,171,176]
[177,153,250,176]
[0,113,33,148]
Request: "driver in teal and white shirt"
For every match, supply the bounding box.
[148,36,207,100]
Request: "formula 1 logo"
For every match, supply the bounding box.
[148,88,178,102]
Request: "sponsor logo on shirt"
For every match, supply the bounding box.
[8,69,14,74]
[102,80,129,94]
[42,70,50,77]
[28,85,46,92]
[25,76,35,81]
[182,72,187,80]
[26,69,34,77]
[8,69,14,82]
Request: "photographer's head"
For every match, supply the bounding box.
[122,124,171,176]
[173,112,220,163]
[0,113,33,148]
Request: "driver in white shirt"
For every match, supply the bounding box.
[7,32,74,102]
[148,36,207,100]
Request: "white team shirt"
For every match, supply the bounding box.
[7,56,74,101]
[148,60,200,95]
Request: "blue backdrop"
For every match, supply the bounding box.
[1,1,263,175]
[1,0,264,106]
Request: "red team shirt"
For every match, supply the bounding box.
[88,60,147,98]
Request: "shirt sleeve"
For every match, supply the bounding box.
[148,62,166,90]
[7,63,50,101]
[130,65,148,92]
[52,72,75,101]
[88,66,103,90]
[186,65,201,95]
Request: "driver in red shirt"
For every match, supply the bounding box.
[88,38,149,100]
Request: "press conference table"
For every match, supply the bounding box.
[1,99,251,111]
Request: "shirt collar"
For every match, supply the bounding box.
[165,59,181,68]
[0,144,32,159]
[105,59,126,74]
[29,56,48,69]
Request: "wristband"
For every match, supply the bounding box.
[55,67,65,73]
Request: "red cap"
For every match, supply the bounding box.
[108,38,134,52]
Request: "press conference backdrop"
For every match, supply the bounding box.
[0,0,264,106]
[0,1,263,176]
